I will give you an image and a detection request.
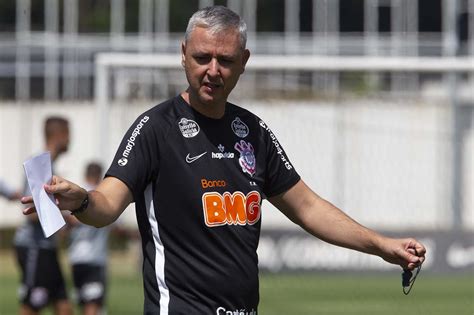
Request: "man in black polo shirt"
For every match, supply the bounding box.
[22,6,426,315]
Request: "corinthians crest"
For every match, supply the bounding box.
[234,140,256,176]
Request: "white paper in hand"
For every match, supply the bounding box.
[23,152,65,238]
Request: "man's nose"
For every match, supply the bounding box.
[207,58,220,77]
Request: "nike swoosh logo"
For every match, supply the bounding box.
[186,152,207,164]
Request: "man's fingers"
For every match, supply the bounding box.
[44,181,70,194]
[20,196,33,204]
[23,206,37,215]
[401,240,426,270]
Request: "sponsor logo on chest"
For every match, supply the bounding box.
[178,118,200,138]
[211,144,235,160]
[216,307,257,315]
[231,117,249,138]
[202,191,261,227]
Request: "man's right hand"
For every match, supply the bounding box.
[21,175,87,214]
[22,176,133,228]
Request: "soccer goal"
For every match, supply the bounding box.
[94,53,474,233]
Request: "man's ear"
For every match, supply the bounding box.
[181,41,186,67]
[241,49,250,73]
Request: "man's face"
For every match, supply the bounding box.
[182,26,250,108]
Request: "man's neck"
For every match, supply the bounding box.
[181,89,226,119]
[46,143,58,162]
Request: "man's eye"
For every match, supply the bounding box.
[195,56,209,62]
[220,58,234,65]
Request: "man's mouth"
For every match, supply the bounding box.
[203,82,221,91]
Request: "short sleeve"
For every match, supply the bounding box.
[259,120,300,197]
[105,114,159,201]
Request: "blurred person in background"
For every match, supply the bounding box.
[0,178,21,200]
[22,6,426,314]
[67,162,109,315]
[14,116,73,315]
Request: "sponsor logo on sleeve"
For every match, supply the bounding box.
[234,140,256,176]
[231,117,249,138]
[118,115,149,167]
[178,118,200,138]
[118,158,128,166]
[259,120,293,170]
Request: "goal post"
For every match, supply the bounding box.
[94,53,473,232]
[94,52,474,162]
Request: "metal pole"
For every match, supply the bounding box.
[312,0,323,92]
[139,0,154,49]
[471,0,474,54]
[313,0,339,94]
[139,0,154,99]
[63,0,79,99]
[155,0,170,97]
[284,0,300,92]
[227,0,241,15]
[44,0,59,100]
[406,0,419,92]
[15,0,31,101]
[199,0,213,9]
[95,59,109,164]
[111,0,125,49]
[285,0,299,53]
[364,0,380,91]
[242,0,257,98]
[390,0,403,92]
[243,0,257,37]
[443,0,463,229]
[155,0,169,36]
[364,0,379,55]
[469,0,474,83]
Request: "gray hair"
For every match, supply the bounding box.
[185,6,247,49]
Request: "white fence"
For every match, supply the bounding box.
[1,99,472,231]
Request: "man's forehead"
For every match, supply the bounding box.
[187,26,241,46]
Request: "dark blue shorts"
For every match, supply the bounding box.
[72,263,107,306]
[15,246,68,311]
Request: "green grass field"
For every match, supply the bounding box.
[1,250,473,315]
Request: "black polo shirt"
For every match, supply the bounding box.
[106,95,300,314]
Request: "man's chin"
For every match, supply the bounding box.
[198,93,221,106]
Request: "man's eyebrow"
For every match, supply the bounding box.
[191,52,237,60]
[192,52,210,56]
[219,54,236,59]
